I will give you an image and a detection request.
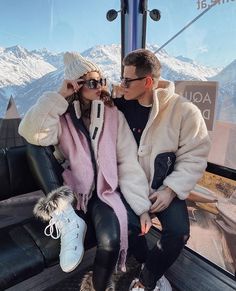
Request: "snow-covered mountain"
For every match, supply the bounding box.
[0,45,61,115]
[209,60,236,122]
[14,45,122,115]
[16,67,64,115]
[148,44,221,81]
[0,44,234,121]
[0,45,57,88]
[82,44,121,82]
[31,48,64,69]
[82,44,221,82]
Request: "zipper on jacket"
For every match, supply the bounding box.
[165,156,172,177]
[92,127,98,140]
[97,104,101,118]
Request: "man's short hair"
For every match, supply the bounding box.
[123,49,161,80]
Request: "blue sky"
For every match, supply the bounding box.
[0,0,235,67]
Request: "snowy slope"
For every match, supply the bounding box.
[209,60,236,122]
[0,45,57,88]
[0,44,234,121]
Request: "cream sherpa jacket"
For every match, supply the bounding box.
[138,80,211,199]
[18,92,151,215]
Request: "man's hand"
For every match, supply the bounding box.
[111,84,124,98]
[140,212,152,235]
[149,187,176,213]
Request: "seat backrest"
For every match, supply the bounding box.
[0,146,39,201]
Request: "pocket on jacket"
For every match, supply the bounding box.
[151,152,176,190]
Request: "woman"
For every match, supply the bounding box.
[18,52,152,291]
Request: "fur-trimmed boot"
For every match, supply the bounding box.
[34,186,87,273]
[80,271,115,291]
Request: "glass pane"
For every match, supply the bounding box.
[0,0,122,261]
[147,0,236,276]
[0,0,121,131]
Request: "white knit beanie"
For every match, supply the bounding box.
[64,51,101,80]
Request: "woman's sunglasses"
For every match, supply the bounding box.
[78,78,106,89]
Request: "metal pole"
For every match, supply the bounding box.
[121,0,148,75]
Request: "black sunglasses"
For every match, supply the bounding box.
[78,78,106,89]
[120,76,147,88]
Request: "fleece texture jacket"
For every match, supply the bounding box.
[135,80,211,199]
[18,92,151,215]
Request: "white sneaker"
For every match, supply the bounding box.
[154,275,172,291]
[129,278,145,291]
[45,204,87,272]
[130,275,172,291]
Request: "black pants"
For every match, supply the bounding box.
[82,194,145,291]
[81,194,120,291]
[27,144,142,291]
[139,197,190,291]
[27,144,189,291]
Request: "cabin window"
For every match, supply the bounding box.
[147,0,236,276]
[0,0,121,148]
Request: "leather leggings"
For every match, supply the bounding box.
[27,144,142,291]
[26,144,64,193]
[86,195,120,291]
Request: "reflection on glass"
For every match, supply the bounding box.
[148,0,236,276]
[146,1,236,170]
[0,0,121,119]
[188,173,236,275]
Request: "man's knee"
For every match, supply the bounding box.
[161,230,190,251]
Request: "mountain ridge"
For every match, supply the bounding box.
[0,44,235,122]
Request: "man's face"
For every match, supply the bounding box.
[122,65,146,101]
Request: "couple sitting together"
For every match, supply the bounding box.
[19,49,210,291]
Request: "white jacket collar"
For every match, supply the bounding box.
[140,80,175,145]
[154,80,175,110]
[73,100,105,158]
[73,100,82,118]
[73,100,104,120]
[150,80,175,124]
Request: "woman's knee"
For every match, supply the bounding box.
[97,231,120,253]
[95,232,120,271]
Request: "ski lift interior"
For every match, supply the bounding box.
[0,1,236,290]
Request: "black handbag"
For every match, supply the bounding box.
[151,152,176,190]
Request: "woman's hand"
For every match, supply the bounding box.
[58,79,84,99]
[140,212,152,235]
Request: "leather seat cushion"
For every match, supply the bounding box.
[0,224,44,290]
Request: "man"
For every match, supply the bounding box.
[114,49,211,291]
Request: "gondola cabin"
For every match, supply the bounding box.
[0,1,235,290]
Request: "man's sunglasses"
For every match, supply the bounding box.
[78,78,106,89]
[120,76,146,88]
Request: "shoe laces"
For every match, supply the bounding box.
[44,212,67,239]
[159,277,165,286]
[154,276,167,291]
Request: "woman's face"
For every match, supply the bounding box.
[81,71,103,102]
